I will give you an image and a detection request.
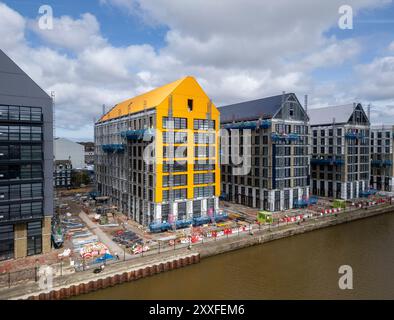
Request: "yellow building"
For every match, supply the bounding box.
[95,76,220,229]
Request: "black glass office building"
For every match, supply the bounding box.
[0,50,53,260]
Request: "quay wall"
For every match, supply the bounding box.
[199,204,394,258]
[5,203,393,300]
[23,253,200,300]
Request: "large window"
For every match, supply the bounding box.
[163,146,187,158]
[193,119,215,130]
[163,131,187,144]
[0,183,43,201]
[0,105,42,122]
[194,163,215,171]
[0,202,43,222]
[27,221,42,256]
[0,225,14,261]
[163,174,187,187]
[194,146,215,158]
[162,117,187,129]
[193,200,201,217]
[194,173,215,184]
[0,145,44,161]
[162,188,187,201]
[194,186,214,198]
[0,125,42,141]
[194,132,215,144]
[163,161,187,173]
[0,164,42,181]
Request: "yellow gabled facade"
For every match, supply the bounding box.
[154,76,220,202]
[98,76,220,223]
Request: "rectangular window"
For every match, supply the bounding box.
[163,131,187,144]
[193,119,215,130]
[193,163,215,171]
[194,132,215,144]
[162,188,187,201]
[187,99,193,112]
[163,161,187,173]
[162,117,187,129]
[193,186,214,198]
[163,174,187,187]
[27,221,42,256]
[194,173,215,184]
[0,225,14,261]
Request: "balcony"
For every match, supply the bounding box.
[371,159,393,167]
[120,128,154,141]
[345,132,366,140]
[0,211,44,225]
[223,120,271,130]
[101,144,125,153]
[271,132,300,142]
[311,157,344,166]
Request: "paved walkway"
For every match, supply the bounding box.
[79,211,133,260]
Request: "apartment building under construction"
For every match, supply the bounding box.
[220,93,310,211]
[95,76,220,229]
[309,103,371,200]
[370,125,394,192]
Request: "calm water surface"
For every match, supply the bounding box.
[77,213,394,299]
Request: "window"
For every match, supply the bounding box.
[162,117,187,129]
[193,119,215,130]
[163,131,187,144]
[0,225,14,261]
[163,161,187,173]
[194,173,214,184]
[194,186,214,198]
[0,105,42,122]
[163,174,187,187]
[27,221,42,256]
[177,202,187,220]
[162,188,187,201]
[187,99,193,112]
[193,200,201,217]
[289,104,294,117]
[194,163,215,171]
[194,146,215,157]
[163,146,187,158]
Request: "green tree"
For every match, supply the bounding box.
[71,171,90,187]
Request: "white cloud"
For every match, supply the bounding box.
[0,0,393,139]
[389,41,394,52]
[29,13,106,52]
[0,3,26,49]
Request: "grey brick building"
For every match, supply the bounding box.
[309,103,370,200]
[370,125,394,192]
[220,93,310,211]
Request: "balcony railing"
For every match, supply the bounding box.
[0,212,43,225]
[271,132,300,142]
[120,128,154,141]
[223,120,271,130]
[311,157,344,166]
[371,160,393,167]
[101,144,125,153]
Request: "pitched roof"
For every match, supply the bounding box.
[308,104,358,126]
[99,76,189,122]
[219,93,293,123]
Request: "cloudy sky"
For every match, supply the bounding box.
[1,0,394,141]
